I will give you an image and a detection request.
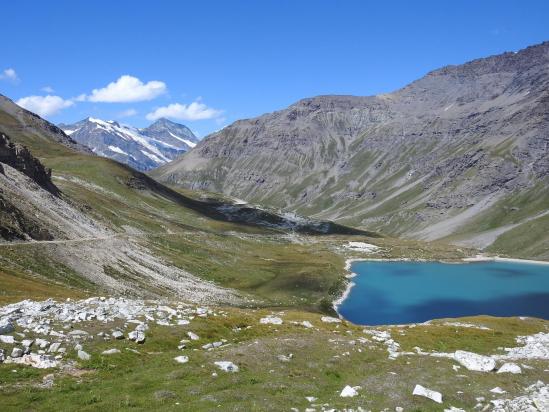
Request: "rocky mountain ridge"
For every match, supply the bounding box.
[59,117,198,171]
[152,41,549,259]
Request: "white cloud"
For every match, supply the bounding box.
[117,108,138,118]
[146,101,223,121]
[0,68,19,83]
[86,75,166,103]
[41,86,55,93]
[16,95,74,117]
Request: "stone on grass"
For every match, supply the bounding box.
[260,316,283,325]
[321,316,341,323]
[454,350,496,372]
[112,331,124,340]
[22,339,34,348]
[5,353,59,369]
[77,350,91,361]
[0,335,15,344]
[497,362,521,374]
[340,385,358,397]
[413,384,443,403]
[490,387,506,394]
[48,342,62,353]
[0,320,15,335]
[187,331,199,341]
[214,361,238,372]
[174,355,189,364]
[301,321,313,328]
[11,347,24,358]
[102,349,121,355]
[128,330,145,343]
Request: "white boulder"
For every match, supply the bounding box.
[321,316,341,323]
[214,361,238,372]
[497,362,521,374]
[454,350,496,372]
[260,316,283,325]
[174,355,189,364]
[340,385,359,397]
[413,384,442,403]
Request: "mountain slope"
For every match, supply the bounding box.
[59,117,198,171]
[152,41,549,259]
[0,94,390,309]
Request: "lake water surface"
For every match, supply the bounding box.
[337,260,549,325]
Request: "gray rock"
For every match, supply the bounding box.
[128,330,145,344]
[454,350,496,372]
[77,350,91,361]
[0,320,15,335]
[11,347,24,358]
[112,331,124,340]
[48,342,62,353]
[101,349,121,355]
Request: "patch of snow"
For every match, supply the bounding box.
[107,145,128,155]
[168,131,196,148]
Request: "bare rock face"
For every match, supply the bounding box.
[0,131,59,195]
[152,41,549,257]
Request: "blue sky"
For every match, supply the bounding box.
[1,0,548,137]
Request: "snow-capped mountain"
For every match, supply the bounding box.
[59,118,198,171]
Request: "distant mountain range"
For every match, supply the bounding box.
[152,41,549,259]
[59,117,198,171]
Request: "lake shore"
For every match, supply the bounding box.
[333,254,549,318]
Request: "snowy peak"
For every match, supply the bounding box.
[58,118,198,171]
[141,118,198,149]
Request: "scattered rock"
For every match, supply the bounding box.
[112,331,124,340]
[413,384,442,403]
[0,320,15,335]
[321,316,341,323]
[490,387,506,394]
[0,335,15,344]
[497,362,521,374]
[214,361,238,372]
[301,321,313,328]
[128,330,146,344]
[5,353,59,368]
[454,350,496,372]
[174,355,189,364]
[277,354,294,362]
[11,347,24,358]
[260,316,283,325]
[48,342,62,353]
[340,385,359,397]
[187,331,199,341]
[101,349,121,355]
[77,350,91,361]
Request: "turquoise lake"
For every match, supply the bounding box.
[337,261,549,325]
